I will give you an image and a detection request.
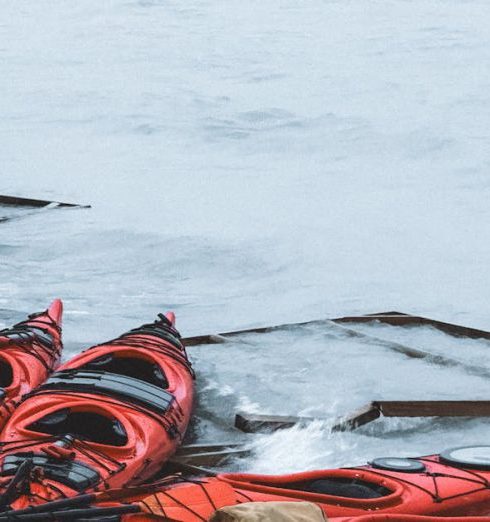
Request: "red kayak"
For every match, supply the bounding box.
[0,311,194,509]
[46,446,490,521]
[0,300,63,429]
[210,448,490,518]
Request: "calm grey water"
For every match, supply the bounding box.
[1,0,490,472]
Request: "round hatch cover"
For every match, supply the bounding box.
[440,446,490,470]
[371,457,426,473]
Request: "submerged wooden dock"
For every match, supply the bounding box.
[174,310,490,471]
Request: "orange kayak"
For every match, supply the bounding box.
[4,447,489,520]
[0,311,194,509]
[60,446,490,521]
[0,300,63,429]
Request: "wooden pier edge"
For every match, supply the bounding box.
[183,311,490,346]
[234,412,316,433]
[184,316,490,383]
[334,312,490,341]
[234,400,490,434]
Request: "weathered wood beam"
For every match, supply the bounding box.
[330,322,490,381]
[0,194,90,209]
[335,312,490,341]
[164,460,218,477]
[183,320,328,346]
[183,312,490,346]
[185,320,490,382]
[234,410,380,434]
[331,402,381,432]
[334,400,490,431]
[235,412,316,433]
[377,400,490,417]
[235,401,490,434]
[173,448,250,467]
[232,412,302,433]
[177,442,243,455]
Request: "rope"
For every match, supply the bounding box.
[0,311,62,372]
[351,463,490,504]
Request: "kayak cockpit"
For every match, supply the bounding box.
[27,408,128,446]
[218,470,403,508]
[0,359,13,388]
[79,353,169,389]
[280,477,392,499]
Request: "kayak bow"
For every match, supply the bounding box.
[0,311,194,508]
[0,300,63,429]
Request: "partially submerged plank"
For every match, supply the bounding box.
[330,322,490,381]
[164,460,218,477]
[233,410,371,434]
[235,400,490,434]
[335,312,490,341]
[185,320,490,382]
[235,412,315,433]
[183,312,490,346]
[336,400,490,431]
[0,194,90,209]
[173,448,250,467]
[177,442,243,455]
[331,402,381,432]
[172,443,251,469]
[183,319,331,346]
[377,400,490,417]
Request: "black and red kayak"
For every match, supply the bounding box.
[30,445,490,521]
[0,311,194,509]
[0,300,63,429]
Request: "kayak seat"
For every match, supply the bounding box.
[32,369,175,415]
[27,408,127,446]
[80,354,169,388]
[1,452,99,492]
[287,478,391,499]
[0,360,13,388]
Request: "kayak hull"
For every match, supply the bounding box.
[0,300,63,429]
[0,313,194,508]
[90,450,490,521]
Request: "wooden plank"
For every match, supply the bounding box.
[329,322,490,381]
[234,410,380,434]
[235,412,315,433]
[183,334,230,347]
[335,313,490,341]
[377,400,490,417]
[184,316,490,383]
[177,443,243,455]
[183,320,328,346]
[235,401,490,435]
[173,448,250,467]
[0,194,90,209]
[164,460,218,477]
[331,402,380,432]
[332,322,444,360]
[361,311,411,317]
[183,312,490,347]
